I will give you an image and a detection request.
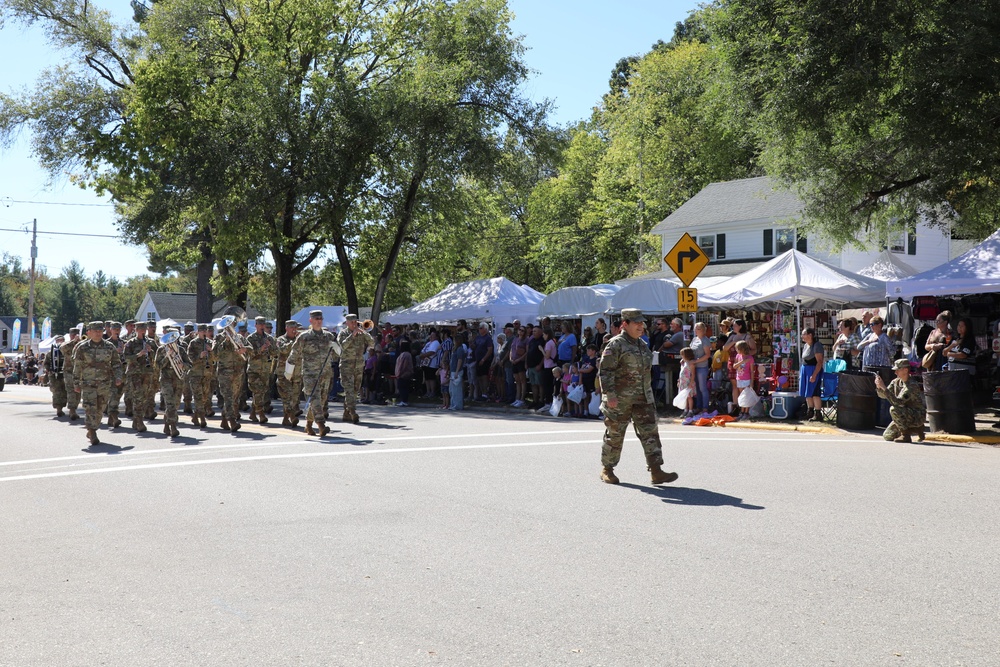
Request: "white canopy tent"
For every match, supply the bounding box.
[857,250,918,281]
[886,228,1000,299]
[538,284,621,334]
[385,277,545,327]
[610,279,680,315]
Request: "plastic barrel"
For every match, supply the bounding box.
[836,369,877,431]
[864,365,896,428]
[923,370,976,433]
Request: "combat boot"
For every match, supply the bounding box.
[199,416,207,428]
[191,415,200,426]
[281,415,291,427]
[911,427,925,442]
[220,416,230,431]
[257,408,268,424]
[894,433,912,443]
[231,419,240,433]
[86,429,100,445]
[163,424,171,435]
[170,425,180,437]
[184,402,192,414]
[249,410,259,423]
[600,467,619,484]
[342,409,351,423]
[69,410,79,422]
[290,414,299,428]
[133,418,147,433]
[108,415,121,428]
[647,456,678,485]
[317,422,329,437]
[351,411,360,425]
[304,419,316,436]
[56,408,64,418]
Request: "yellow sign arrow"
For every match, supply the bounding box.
[664,233,710,287]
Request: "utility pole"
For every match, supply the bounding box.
[26,219,36,353]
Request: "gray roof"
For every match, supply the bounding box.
[652,176,803,233]
[0,316,36,330]
[143,292,261,322]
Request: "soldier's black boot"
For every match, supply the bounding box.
[133,418,147,433]
[170,424,180,437]
[56,408,64,418]
[647,456,679,485]
[199,416,207,428]
[281,415,291,427]
[600,467,619,484]
[230,417,240,433]
[191,414,200,426]
[351,410,359,425]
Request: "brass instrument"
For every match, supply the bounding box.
[217,315,247,355]
[159,331,188,379]
[361,319,375,333]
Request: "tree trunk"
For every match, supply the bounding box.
[332,236,359,315]
[196,241,215,322]
[272,249,294,327]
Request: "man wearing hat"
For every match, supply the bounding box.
[180,321,196,414]
[121,320,137,417]
[216,319,249,433]
[105,322,127,428]
[123,321,157,432]
[875,359,926,443]
[276,320,303,428]
[287,310,340,436]
[598,309,679,485]
[72,322,123,445]
[154,327,192,437]
[338,314,374,424]
[246,316,278,423]
[59,327,83,421]
[44,334,67,417]
[144,320,163,420]
[187,324,216,428]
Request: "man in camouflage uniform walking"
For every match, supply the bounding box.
[246,316,277,424]
[276,320,302,427]
[875,358,926,443]
[60,328,83,421]
[338,314,374,424]
[180,321,196,414]
[105,322,127,428]
[598,308,679,485]
[72,322,123,445]
[121,319,136,418]
[216,320,248,433]
[154,327,192,437]
[287,310,339,436]
[123,321,157,432]
[44,334,67,417]
[186,324,216,428]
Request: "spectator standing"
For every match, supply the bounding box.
[525,326,545,408]
[579,344,598,415]
[733,340,755,421]
[690,322,712,415]
[595,318,609,353]
[418,329,442,399]
[449,332,468,410]
[540,327,558,410]
[799,328,825,421]
[499,325,515,402]
[677,347,696,419]
[858,316,894,368]
[924,311,953,371]
[723,318,757,411]
[510,325,528,407]
[439,329,453,408]
[393,341,414,406]
[858,310,875,340]
[832,319,860,369]
[557,321,577,365]
[473,323,494,401]
[944,317,977,375]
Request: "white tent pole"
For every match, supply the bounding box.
[795,297,802,376]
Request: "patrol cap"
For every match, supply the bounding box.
[345,313,359,321]
[254,316,266,324]
[135,321,148,329]
[54,334,65,342]
[124,319,136,326]
[309,310,324,319]
[69,327,81,335]
[184,321,195,329]
[284,320,300,328]
[620,308,647,323]
[893,359,910,371]
[87,321,105,332]
[197,323,209,332]
[146,320,156,329]
[111,321,122,330]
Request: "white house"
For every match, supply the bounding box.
[134,292,261,324]
[644,176,963,282]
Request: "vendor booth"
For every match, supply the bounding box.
[538,284,620,336]
[385,277,545,327]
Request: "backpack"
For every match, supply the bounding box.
[911,296,939,321]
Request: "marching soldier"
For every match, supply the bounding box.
[60,327,83,421]
[187,324,216,428]
[72,322,123,445]
[875,358,927,443]
[123,321,157,432]
[287,310,339,436]
[181,321,196,414]
[154,327,192,437]
[44,334,67,417]
[206,325,219,416]
[216,320,249,433]
[598,308,679,486]
[147,320,163,417]
[236,319,251,412]
[105,322,127,428]
[122,319,137,418]
[246,316,277,424]
[337,314,373,424]
[264,320,277,414]
[276,320,302,427]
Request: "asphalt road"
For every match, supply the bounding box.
[1,384,998,667]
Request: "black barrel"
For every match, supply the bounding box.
[864,365,896,428]
[836,369,877,431]
[923,370,976,433]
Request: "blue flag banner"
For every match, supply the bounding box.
[11,319,21,351]
[41,318,51,340]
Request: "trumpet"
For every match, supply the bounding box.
[361,319,375,333]
[217,315,247,355]
[159,331,188,379]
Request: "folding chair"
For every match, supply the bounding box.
[820,358,846,421]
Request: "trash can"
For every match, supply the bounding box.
[864,365,896,428]
[836,369,877,431]
[923,370,976,433]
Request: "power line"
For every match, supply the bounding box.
[1,197,114,207]
[0,226,121,239]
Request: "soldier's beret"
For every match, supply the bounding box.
[254,316,266,324]
[309,310,324,319]
[87,321,105,332]
[620,308,647,323]
[184,321,195,329]
[197,323,209,332]
[345,313,358,321]
[124,319,136,326]
[893,359,910,371]
[285,320,300,328]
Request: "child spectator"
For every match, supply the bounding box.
[579,344,598,415]
[362,345,378,403]
[567,363,582,417]
[678,347,696,420]
[552,366,566,416]
[392,341,414,406]
[438,364,450,409]
[733,340,754,420]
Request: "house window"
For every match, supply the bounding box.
[147,312,156,321]
[889,229,917,255]
[1,329,7,348]
[890,231,906,253]
[698,235,715,260]
[776,228,795,254]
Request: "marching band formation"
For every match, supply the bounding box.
[44,310,373,446]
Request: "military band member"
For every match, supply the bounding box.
[105,322,127,428]
[60,328,83,421]
[216,320,249,433]
[598,308,679,485]
[287,310,340,436]
[875,358,927,443]
[154,327,192,437]
[187,324,216,428]
[264,320,277,414]
[147,320,163,417]
[338,314,373,424]
[44,334,67,417]
[246,316,277,424]
[122,319,137,418]
[181,321,196,414]
[276,320,303,427]
[123,321,157,432]
[72,322,123,446]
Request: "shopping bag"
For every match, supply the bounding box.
[587,393,601,416]
[921,350,937,370]
[672,388,692,410]
[567,384,585,404]
[737,387,759,408]
[549,396,563,417]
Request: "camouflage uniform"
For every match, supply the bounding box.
[215,332,248,430]
[338,324,374,422]
[60,336,82,419]
[154,337,192,435]
[123,332,157,430]
[246,325,278,422]
[44,342,67,415]
[276,329,303,426]
[180,326,196,412]
[121,323,137,417]
[186,333,216,426]
[105,333,127,426]
[72,330,123,444]
[288,326,339,433]
[876,376,926,441]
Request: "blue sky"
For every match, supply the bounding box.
[0,0,695,280]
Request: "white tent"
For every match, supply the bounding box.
[290,306,348,330]
[538,284,621,318]
[886,228,1000,299]
[857,250,918,281]
[38,336,58,354]
[611,279,680,315]
[699,250,886,310]
[386,277,545,326]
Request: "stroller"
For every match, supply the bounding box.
[708,372,733,415]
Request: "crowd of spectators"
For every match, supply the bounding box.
[1,350,43,385]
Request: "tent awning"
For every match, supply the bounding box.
[886,229,1000,299]
[386,277,545,325]
[538,285,621,318]
[610,279,680,315]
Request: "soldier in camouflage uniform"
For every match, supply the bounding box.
[145,320,162,418]
[875,358,927,443]
[187,324,216,428]
[105,322,127,428]
[121,319,137,418]
[246,316,278,424]
[72,322,124,445]
[338,314,374,424]
[215,320,249,432]
[181,321,196,414]
[264,320,277,414]
[44,334,67,417]
[123,321,157,432]
[276,320,302,428]
[60,328,83,421]
[598,309,679,485]
[287,310,340,436]
[154,327,192,437]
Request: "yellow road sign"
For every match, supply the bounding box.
[664,232,710,287]
[677,287,698,313]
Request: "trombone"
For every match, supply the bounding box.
[159,331,188,379]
